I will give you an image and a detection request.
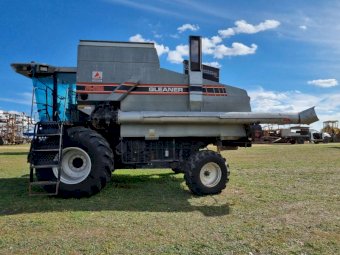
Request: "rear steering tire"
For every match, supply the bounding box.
[185,150,229,195]
[36,127,114,198]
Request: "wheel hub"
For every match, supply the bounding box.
[199,162,222,187]
[72,157,84,169]
[53,147,92,185]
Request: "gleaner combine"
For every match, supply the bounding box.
[12,36,318,197]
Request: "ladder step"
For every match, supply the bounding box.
[36,133,61,137]
[32,149,60,152]
[38,121,61,124]
[30,181,59,186]
[29,181,60,196]
[31,164,60,169]
[29,192,58,196]
[28,121,63,196]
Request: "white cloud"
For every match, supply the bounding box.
[202,36,222,54]
[167,51,183,64]
[219,19,281,38]
[249,87,304,112]
[213,43,257,58]
[154,44,170,57]
[203,61,222,68]
[129,34,145,42]
[182,20,274,61]
[167,44,189,64]
[236,19,280,34]
[129,34,169,56]
[218,28,235,38]
[307,79,338,88]
[248,87,340,130]
[168,35,257,64]
[202,36,257,58]
[177,24,200,33]
[152,32,162,39]
[106,0,187,19]
[173,44,189,56]
[0,92,32,106]
[131,20,273,65]
[268,3,340,55]
[211,36,222,44]
[169,34,180,39]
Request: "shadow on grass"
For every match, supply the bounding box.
[0,152,28,156]
[0,172,230,217]
[328,146,340,150]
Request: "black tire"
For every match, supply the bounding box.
[184,150,228,196]
[171,167,183,174]
[0,137,3,145]
[290,139,296,144]
[36,127,114,198]
[297,138,304,144]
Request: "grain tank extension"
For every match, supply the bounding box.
[11,36,318,197]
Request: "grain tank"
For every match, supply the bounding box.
[11,36,318,197]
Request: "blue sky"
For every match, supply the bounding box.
[1,0,340,130]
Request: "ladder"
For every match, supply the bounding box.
[28,121,64,196]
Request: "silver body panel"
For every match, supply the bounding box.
[118,107,318,138]
[76,41,251,112]
[121,123,246,140]
[74,39,318,140]
[118,107,318,125]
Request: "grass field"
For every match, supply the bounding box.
[0,143,339,254]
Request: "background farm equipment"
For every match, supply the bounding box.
[0,111,34,145]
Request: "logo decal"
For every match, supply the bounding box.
[92,71,103,82]
[149,87,184,93]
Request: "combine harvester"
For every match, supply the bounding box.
[12,36,318,197]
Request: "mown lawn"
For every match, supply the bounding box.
[0,143,339,254]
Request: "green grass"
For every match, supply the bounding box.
[0,143,339,254]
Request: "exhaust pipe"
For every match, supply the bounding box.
[188,36,203,111]
[118,107,318,125]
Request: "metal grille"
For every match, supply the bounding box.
[32,136,60,149]
[32,151,58,165]
[119,139,204,164]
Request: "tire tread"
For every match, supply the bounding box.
[184,150,228,196]
[36,127,114,198]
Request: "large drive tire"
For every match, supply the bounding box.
[36,127,114,198]
[184,150,229,195]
